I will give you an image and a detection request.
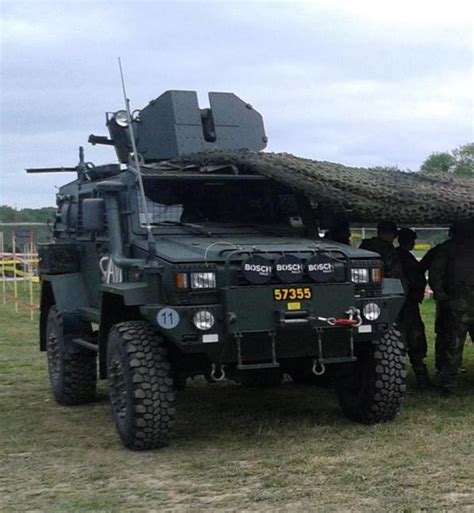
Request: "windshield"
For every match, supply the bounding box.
[137,178,308,231]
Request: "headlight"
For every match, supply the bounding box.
[193,310,215,331]
[351,268,369,283]
[114,110,129,127]
[190,272,216,289]
[363,302,381,321]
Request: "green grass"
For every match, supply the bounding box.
[1,289,473,512]
[412,249,428,260]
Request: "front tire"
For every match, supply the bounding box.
[107,321,176,450]
[46,306,96,405]
[336,327,406,424]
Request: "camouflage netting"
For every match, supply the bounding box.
[177,151,474,224]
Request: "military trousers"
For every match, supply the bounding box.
[398,301,428,370]
[440,309,473,386]
[434,301,455,373]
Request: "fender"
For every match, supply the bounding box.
[42,273,89,313]
[39,274,90,350]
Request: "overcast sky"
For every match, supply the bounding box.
[1,0,473,208]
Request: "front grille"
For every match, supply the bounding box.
[355,283,382,297]
[173,289,218,305]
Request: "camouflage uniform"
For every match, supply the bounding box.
[359,237,403,279]
[396,246,429,384]
[420,241,452,373]
[429,236,474,390]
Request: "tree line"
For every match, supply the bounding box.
[0,205,55,223]
[420,142,474,176]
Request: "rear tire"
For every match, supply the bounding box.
[46,306,96,405]
[107,321,176,450]
[336,327,406,424]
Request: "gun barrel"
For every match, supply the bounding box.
[88,134,115,146]
[26,167,77,174]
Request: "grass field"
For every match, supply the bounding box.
[1,289,473,512]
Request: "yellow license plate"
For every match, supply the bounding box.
[273,287,312,301]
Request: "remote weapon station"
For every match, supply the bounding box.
[29,88,406,450]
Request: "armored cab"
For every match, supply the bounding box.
[29,90,406,451]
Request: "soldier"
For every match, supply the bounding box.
[420,227,453,272]
[325,219,351,245]
[360,221,403,279]
[420,226,455,374]
[396,228,430,388]
[429,220,474,394]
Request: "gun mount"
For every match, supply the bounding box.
[89,90,267,163]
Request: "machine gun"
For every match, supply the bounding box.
[26,146,120,181]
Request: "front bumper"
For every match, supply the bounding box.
[140,281,404,364]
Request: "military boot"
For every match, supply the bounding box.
[413,364,432,390]
[434,368,457,395]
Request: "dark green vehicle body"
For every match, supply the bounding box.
[39,168,403,374]
[31,90,406,450]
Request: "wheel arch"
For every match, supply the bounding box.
[98,292,141,379]
[40,281,54,351]
[40,275,90,351]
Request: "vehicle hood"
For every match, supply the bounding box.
[133,235,378,263]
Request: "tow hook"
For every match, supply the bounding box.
[346,307,363,327]
[317,307,362,327]
[210,363,226,382]
[312,359,326,376]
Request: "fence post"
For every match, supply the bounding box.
[12,231,18,313]
[0,232,5,306]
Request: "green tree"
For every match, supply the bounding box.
[420,143,474,176]
[0,205,55,223]
[420,152,455,174]
[452,142,474,176]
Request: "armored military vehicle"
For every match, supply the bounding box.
[29,91,406,450]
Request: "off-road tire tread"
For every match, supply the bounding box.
[47,306,96,406]
[337,327,406,424]
[108,321,176,450]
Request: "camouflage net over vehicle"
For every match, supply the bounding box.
[177,151,474,224]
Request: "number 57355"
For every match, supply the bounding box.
[273,287,312,301]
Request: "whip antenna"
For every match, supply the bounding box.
[118,57,156,256]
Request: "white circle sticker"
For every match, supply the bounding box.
[157,308,180,329]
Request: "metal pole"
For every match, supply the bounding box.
[118,57,156,257]
[28,232,34,321]
[12,231,18,313]
[0,232,5,306]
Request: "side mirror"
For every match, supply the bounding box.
[82,198,105,232]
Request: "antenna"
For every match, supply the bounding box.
[118,57,156,257]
